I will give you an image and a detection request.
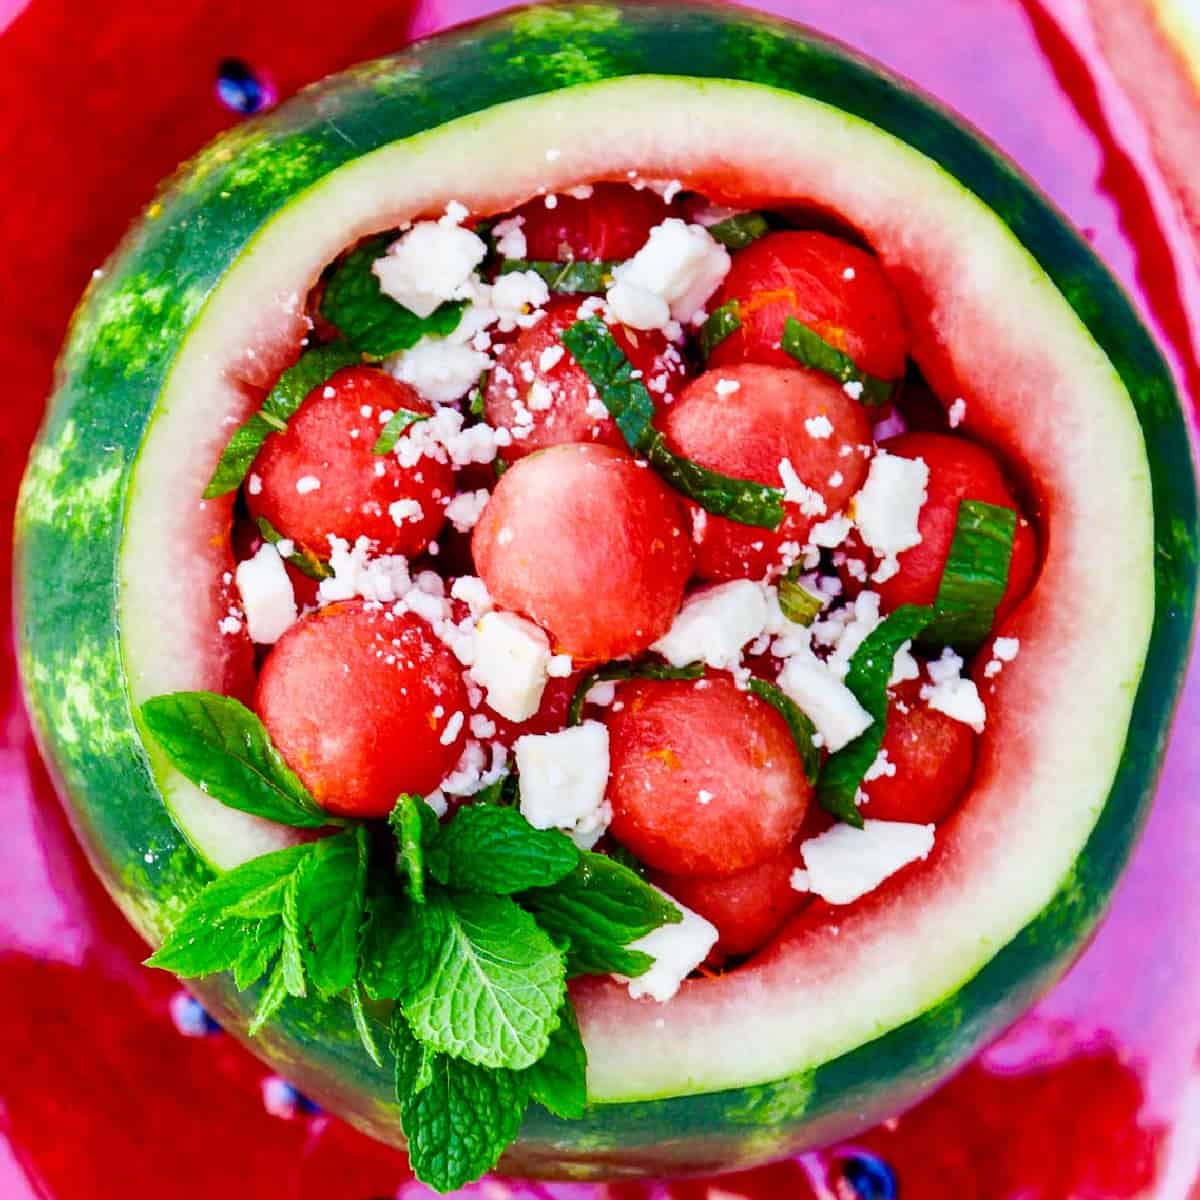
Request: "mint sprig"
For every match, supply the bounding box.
[817,604,934,825]
[561,316,785,529]
[321,233,467,357]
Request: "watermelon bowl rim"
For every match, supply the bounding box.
[12,0,1199,1180]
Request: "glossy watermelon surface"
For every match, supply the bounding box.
[13,0,1198,1179]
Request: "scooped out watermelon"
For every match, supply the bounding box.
[14,0,1197,1183]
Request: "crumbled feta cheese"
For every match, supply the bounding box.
[492,215,527,260]
[538,344,565,372]
[385,337,490,405]
[842,266,856,281]
[948,397,967,428]
[697,789,714,805]
[516,722,611,848]
[585,679,617,707]
[469,611,552,722]
[805,415,834,439]
[390,405,511,469]
[491,270,550,329]
[547,653,574,678]
[778,458,827,516]
[544,193,559,209]
[921,648,987,731]
[606,219,730,330]
[889,639,921,686]
[450,574,493,617]
[318,536,411,604]
[424,789,449,817]
[650,580,768,670]
[789,868,811,893]
[371,220,486,318]
[440,200,470,227]
[777,642,873,752]
[852,450,928,580]
[817,590,882,678]
[440,710,465,746]
[235,543,297,644]
[295,475,321,495]
[247,473,263,496]
[863,748,897,783]
[218,614,243,635]
[809,513,852,549]
[440,739,508,797]
[800,819,935,905]
[389,498,424,526]
[983,636,1021,679]
[843,380,864,401]
[715,378,741,397]
[445,488,490,533]
[621,891,718,1002]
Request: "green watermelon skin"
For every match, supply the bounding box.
[14,2,1198,1177]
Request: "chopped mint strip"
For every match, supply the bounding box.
[468,370,490,419]
[204,341,362,497]
[748,678,821,784]
[698,300,742,358]
[294,826,368,996]
[392,1012,531,1193]
[499,258,621,294]
[320,232,467,357]
[140,692,332,829]
[925,499,1018,651]
[146,842,311,977]
[255,515,332,581]
[567,659,704,725]
[359,884,447,1004]
[706,211,770,249]
[389,793,438,903]
[403,891,566,1071]
[372,406,430,455]
[817,604,935,826]
[427,805,580,894]
[561,316,784,528]
[525,1002,588,1120]
[781,316,893,406]
[778,570,824,625]
[521,851,681,978]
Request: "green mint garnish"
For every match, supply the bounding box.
[255,515,332,581]
[747,677,821,784]
[567,659,704,725]
[705,211,770,249]
[781,316,893,406]
[372,406,430,456]
[698,300,742,358]
[499,258,620,294]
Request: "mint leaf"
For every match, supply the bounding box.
[698,301,742,358]
[392,1013,530,1193]
[233,920,282,989]
[498,258,619,295]
[372,407,430,456]
[561,316,784,529]
[296,826,369,996]
[706,212,770,249]
[777,571,824,625]
[146,842,311,976]
[403,892,566,1071]
[255,515,332,581]
[924,499,1017,651]
[248,958,289,1036]
[280,867,308,998]
[349,983,383,1067]
[521,851,680,978]
[321,233,466,357]
[567,660,704,725]
[781,316,893,406]
[360,884,447,1003]
[389,793,438,903]
[203,341,362,497]
[748,677,821,784]
[818,604,935,826]
[140,692,331,829]
[426,806,579,894]
[525,1002,587,1120]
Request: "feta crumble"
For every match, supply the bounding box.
[621,891,718,1003]
[800,819,935,905]
[715,378,741,397]
[948,397,967,429]
[235,543,297,645]
[371,220,486,319]
[516,722,612,849]
[492,215,527,260]
[318,536,411,605]
[804,415,834,439]
[922,648,987,731]
[778,458,827,516]
[983,636,1021,679]
[386,337,490,405]
[852,450,928,581]
[445,488,491,533]
[651,580,768,670]
[469,611,552,722]
[777,641,873,752]
[295,475,321,495]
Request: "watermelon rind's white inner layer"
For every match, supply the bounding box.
[120,76,1154,1103]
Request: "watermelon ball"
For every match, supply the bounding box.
[707,230,910,381]
[255,601,469,818]
[865,431,1038,626]
[659,362,873,581]
[858,681,976,825]
[485,296,686,463]
[472,443,693,663]
[604,674,812,876]
[508,181,678,263]
[651,839,809,959]
[246,365,453,559]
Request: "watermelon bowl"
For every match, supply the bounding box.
[13,0,1199,1185]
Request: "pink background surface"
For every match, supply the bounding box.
[1,1,1197,1196]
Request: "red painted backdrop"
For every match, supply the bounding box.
[1,1,1197,1197]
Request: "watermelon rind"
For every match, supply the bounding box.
[15,2,1198,1177]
